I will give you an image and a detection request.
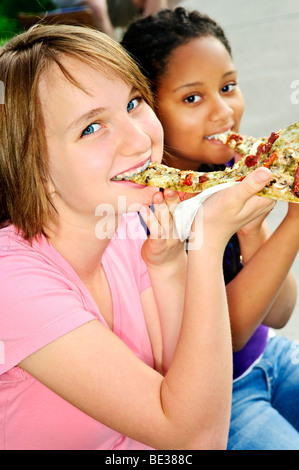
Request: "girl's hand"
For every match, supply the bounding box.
[139,189,185,267]
[227,153,274,241]
[193,168,275,250]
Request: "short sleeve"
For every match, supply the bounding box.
[0,251,96,375]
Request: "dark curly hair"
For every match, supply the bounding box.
[122,7,232,93]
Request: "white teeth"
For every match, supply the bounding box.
[205,129,231,141]
[112,158,151,180]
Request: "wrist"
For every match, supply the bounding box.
[144,244,187,271]
[285,208,299,225]
[238,218,269,237]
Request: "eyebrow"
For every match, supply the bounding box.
[65,85,138,132]
[67,107,107,131]
[173,70,237,93]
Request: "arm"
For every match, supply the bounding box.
[19,247,230,450]
[139,190,187,373]
[226,203,299,351]
[19,169,273,450]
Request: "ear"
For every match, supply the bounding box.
[44,175,57,196]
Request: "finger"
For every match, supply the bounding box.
[153,190,180,215]
[163,189,178,200]
[236,168,273,203]
[152,190,164,205]
[163,189,181,213]
[177,192,199,202]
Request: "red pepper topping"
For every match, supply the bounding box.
[292,164,299,198]
[245,155,259,167]
[198,174,208,184]
[256,132,280,157]
[263,151,277,168]
[182,174,194,186]
[256,143,265,158]
[268,132,280,145]
[227,133,243,145]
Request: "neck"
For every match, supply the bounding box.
[46,214,117,282]
[163,151,201,171]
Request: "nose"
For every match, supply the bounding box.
[209,94,234,123]
[117,113,152,158]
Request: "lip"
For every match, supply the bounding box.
[111,157,151,181]
[114,180,147,189]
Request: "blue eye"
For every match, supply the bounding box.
[82,123,101,136]
[127,97,140,112]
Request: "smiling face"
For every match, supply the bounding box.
[155,36,245,170]
[39,56,163,231]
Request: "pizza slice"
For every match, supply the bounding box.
[112,120,299,203]
[211,120,299,157]
[205,130,266,156]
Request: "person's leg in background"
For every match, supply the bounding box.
[228,336,299,450]
[91,0,181,39]
[85,0,115,37]
[134,0,180,16]
[52,0,115,37]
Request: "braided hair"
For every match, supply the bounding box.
[122,7,232,93]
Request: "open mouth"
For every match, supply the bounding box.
[204,128,232,142]
[111,158,151,181]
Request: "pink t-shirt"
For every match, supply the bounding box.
[0,214,154,450]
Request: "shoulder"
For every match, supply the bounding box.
[0,228,96,374]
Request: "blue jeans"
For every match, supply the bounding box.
[227,335,299,450]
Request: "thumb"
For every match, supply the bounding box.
[238,167,272,199]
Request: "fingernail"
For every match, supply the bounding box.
[154,191,164,203]
[254,168,272,183]
[165,190,176,198]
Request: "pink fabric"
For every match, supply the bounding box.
[0,214,154,450]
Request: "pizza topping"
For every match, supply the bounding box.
[198,174,208,184]
[256,132,280,158]
[227,133,244,145]
[273,180,289,190]
[268,131,280,145]
[245,155,259,167]
[182,174,194,186]
[236,175,246,182]
[263,152,278,168]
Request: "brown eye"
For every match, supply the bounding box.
[221,83,236,94]
[184,94,201,104]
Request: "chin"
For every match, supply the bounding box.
[206,150,235,167]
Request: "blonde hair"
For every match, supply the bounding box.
[0,24,153,241]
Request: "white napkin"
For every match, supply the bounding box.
[174,182,239,242]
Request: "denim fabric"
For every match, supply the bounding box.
[228,335,299,450]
